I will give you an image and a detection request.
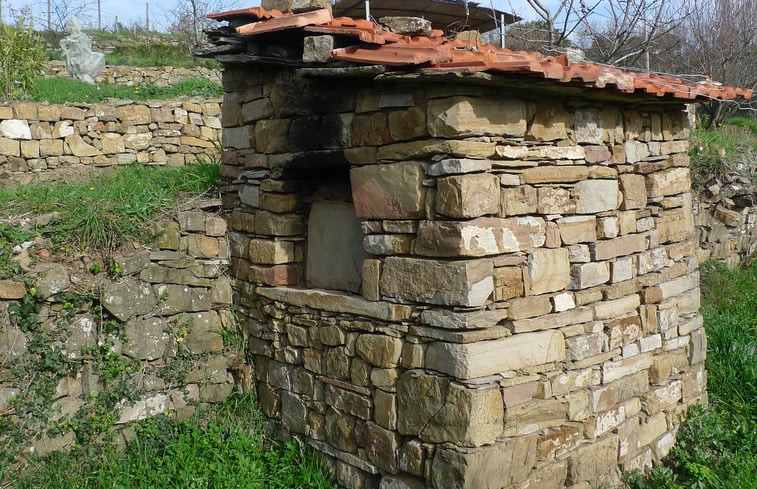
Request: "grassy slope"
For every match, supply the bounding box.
[29,77,222,104]
[5,395,336,489]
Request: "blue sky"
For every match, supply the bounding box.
[1,0,553,32]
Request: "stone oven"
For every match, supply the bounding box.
[203,3,752,488]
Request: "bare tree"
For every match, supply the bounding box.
[169,0,237,49]
[676,0,757,127]
[516,1,686,67]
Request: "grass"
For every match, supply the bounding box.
[28,77,222,104]
[0,163,220,253]
[688,123,757,187]
[627,261,757,489]
[4,394,337,489]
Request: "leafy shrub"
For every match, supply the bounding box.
[0,21,46,101]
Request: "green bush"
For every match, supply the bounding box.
[0,21,46,101]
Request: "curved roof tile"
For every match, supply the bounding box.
[207,5,753,101]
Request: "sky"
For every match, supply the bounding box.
[0,0,555,32]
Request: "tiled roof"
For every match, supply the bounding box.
[207,6,753,102]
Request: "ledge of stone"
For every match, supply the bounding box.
[256,286,413,322]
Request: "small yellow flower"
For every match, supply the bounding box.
[89,186,95,190]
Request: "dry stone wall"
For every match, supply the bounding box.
[0,98,221,185]
[0,200,241,458]
[220,66,706,489]
[45,61,221,87]
[693,163,756,267]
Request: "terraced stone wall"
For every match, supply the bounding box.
[0,98,221,185]
[45,61,221,87]
[220,65,706,489]
[0,200,239,457]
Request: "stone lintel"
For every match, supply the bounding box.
[256,286,413,322]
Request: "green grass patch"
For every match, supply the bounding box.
[105,43,220,69]
[724,117,757,134]
[627,261,757,489]
[29,76,222,104]
[5,394,337,489]
[0,163,220,252]
[689,125,757,187]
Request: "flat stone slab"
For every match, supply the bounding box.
[426,330,566,379]
[256,286,413,322]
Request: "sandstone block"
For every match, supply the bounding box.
[414,217,545,257]
[65,134,101,156]
[500,185,537,216]
[427,96,526,137]
[0,280,26,299]
[557,216,597,245]
[646,167,691,198]
[567,434,620,485]
[528,101,569,140]
[376,139,496,160]
[430,436,537,489]
[427,157,491,176]
[426,330,565,379]
[380,257,493,307]
[363,234,412,255]
[436,173,500,218]
[570,262,610,290]
[528,248,570,295]
[356,334,402,368]
[397,371,503,446]
[574,179,619,214]
[389,107,427,141]
[602,353,653,383]
[351,162,426,219]
[619,173,647,210]
[591,234,646,260]
[522,165,589,184]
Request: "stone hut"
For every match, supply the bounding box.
[203,4,752,489]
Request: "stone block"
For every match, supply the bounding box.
[428,96,526,137]
[0,280,26,299]
[381,257,493,307]
[522,166,589,184]
[351,162,426,218]
[602,353,653,383]
[537,187,573,214]
[619,173,647,210]
[0,137,21,157]
[414,217,545,257]
[431,436,537,489]
[557,216,597,245]
[528,101,569,140]
[646,167,691,198]
[500,185,537,216]
[376,139,496,161]
[657,207,694,244]
[425,330,565,379]
[591,234,646,260]
[436,173,500,218]
[566,434,620,485]
[389,107,427,141]
[574,179,619,214]
[363,234,413,255]
[570,262,610,290]
[427,157,491,176]
[356,334,402,368]
[528,248,570,295]
[397,371,503,446]
[574,109,603,143]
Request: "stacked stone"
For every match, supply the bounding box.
[693,166,756,267]
[45,61,221,87]
[220,65,707,489]
[0,98,221,182]
[0,201,236,456]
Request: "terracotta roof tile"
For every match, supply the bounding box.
[207,5,754,101]
[236,8,332,35]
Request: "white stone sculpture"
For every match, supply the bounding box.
[60,17,105,84]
